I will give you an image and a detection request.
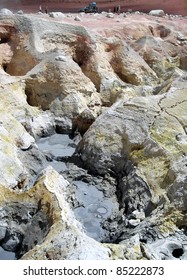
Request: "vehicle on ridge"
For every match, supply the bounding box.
[79,2,98,13]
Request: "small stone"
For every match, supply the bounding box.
[55,55,68,62]
[132,210,145,221]
[74,16,81,21]
[49,12,65,18]
[149,9,165,17]
[106,13,114,18]
[95,214,102,219]
[128,219,141,227]
[17,10,23,15]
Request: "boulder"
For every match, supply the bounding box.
[78,75,187,214]
[109,41,157,85]
[106,13,114,18]
[149,10,165,17]
[132,36,179,78]
[0,118,30,189]
[0,8,13,15]
[25,55,97,129]
[17,10,23,15]
[74,16,81,21]
[49,12,65,18]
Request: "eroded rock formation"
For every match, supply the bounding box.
[0,9,187,260]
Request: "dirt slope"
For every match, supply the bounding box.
[1,0,187,15]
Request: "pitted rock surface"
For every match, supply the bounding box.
[0,11,187,260]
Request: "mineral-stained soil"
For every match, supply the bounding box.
[0,7,187,260]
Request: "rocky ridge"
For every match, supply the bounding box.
[0,9,187,260]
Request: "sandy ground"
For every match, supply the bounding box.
[28,10,187,34]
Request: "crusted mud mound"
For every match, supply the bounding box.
[0,8,187,260]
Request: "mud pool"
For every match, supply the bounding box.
[0,247,16,260]
[0,133,119,259]
[37,133,75,172]
[37,133,119,241]
[73,180,118,241]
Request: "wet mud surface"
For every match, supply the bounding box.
[37,133,120,242]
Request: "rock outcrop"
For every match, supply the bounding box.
[78,71,187,214]
[0,167,110,259]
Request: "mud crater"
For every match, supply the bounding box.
[36,132,120,242]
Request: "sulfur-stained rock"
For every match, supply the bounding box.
[0,71,56,189]
[77,96,158,175]
[0,13,161,130]
[109,41,158,85]
[0,166,110,259]
[0,119,29,189]
[0,71,55,137]
[78,74,187,215]
[106,234,143,260]
[0,11,187,260]
[132,36,179,78]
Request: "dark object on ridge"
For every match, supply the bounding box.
[79,2,98,13]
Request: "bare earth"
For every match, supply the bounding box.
[1,0,187,16]
[27,9,187,38]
